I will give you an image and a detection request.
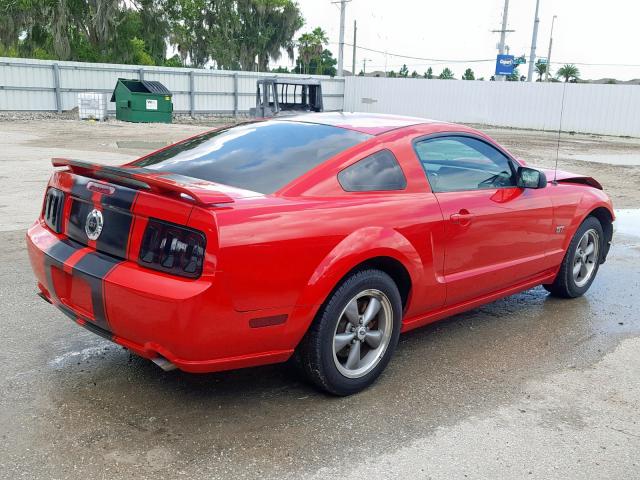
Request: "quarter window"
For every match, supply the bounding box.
[338,149,407,192]
[414,136,516,192]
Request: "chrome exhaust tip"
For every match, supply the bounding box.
[151,356,177,372]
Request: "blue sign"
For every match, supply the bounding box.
[495,54,515,75]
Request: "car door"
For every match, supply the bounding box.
[413,134,554,305]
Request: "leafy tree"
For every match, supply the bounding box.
[556,64,580,82]
[423,67,433,79]
[438,67,455,79]
[399,64,409,77]
[462,68,475,80]
[387,70,397,77]
[410,70,419,78]
[534,62,547,81]
[271,66,290,73]
[358,70,364,76]
[507,67,520,81]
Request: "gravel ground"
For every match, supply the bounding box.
[0,118,639,480]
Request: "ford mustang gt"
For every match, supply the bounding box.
[27,112,614,395]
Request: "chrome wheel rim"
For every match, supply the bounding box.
[332,289,393,379]
[573,229,599,288]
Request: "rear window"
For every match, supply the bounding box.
[132,120,371,194]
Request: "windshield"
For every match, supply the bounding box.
[132,120,371,194]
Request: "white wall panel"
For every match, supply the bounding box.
[0,58,344,115]
[344,76,640,137]
[3,57,638,136]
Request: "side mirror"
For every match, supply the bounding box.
[517,167,547,189]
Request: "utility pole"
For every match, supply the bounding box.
[527,0,541,82]
[492,0,514,81]
[545,15,557,82]
[362,58,371,75]
[335,0,350,76]
[351,20,357,76]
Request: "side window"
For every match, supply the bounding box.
[414,136,516,193]
[338,149,407,192]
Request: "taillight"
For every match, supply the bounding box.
[43,187,65,233]
[138,219,206,278]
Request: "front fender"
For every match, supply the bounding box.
[562,191,614,252]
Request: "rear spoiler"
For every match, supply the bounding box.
[52,158,235,206]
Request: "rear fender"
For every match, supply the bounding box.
[286,227,421,344]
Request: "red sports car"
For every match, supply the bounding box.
[27,113,614,395]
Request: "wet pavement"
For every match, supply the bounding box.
[1,120,639,479]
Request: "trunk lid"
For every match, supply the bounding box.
[47,158,250,264]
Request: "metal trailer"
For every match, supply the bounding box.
[250,77,323,118]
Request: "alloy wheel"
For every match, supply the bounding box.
[573,228,599,288]
[332,289,393,379]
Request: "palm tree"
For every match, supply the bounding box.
[556,64,580,82]
[534,62,547,81]
[297,27,328,74]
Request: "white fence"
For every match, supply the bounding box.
[0,57,345,115]
[343,76,640,137]
[2,57,640,137]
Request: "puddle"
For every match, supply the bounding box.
[614,209,640,238]
[568,153,640,166]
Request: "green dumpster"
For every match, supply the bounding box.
[110,78,173,123]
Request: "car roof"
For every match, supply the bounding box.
[281,112,442,135]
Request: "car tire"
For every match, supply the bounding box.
[544,216,604,298]
[296,269,402,396]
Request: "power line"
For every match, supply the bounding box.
[328,42,640,69]
[330,42,494,63]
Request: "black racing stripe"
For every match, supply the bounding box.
[96,207,133,258]
[70,176,92,202]
[70,174,138,210]
[72,251,121,331]
[97,184,136,258]
[67,178,138,259]
[57,303,82,323]
[66,199,93,246]
[101,183,137,210]
[41,237,121,335]
[80,319,114,340]
[46,237,79,264]
[57,303,114,340]
[96,185,137,258]
[43,238,83,303]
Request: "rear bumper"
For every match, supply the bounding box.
[26,221,294,373]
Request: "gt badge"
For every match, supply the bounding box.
[555,225,565,234]
[85,209,104,240]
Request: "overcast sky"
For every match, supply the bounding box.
[274,0,640,81]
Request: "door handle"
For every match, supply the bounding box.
[450,210,474,226]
